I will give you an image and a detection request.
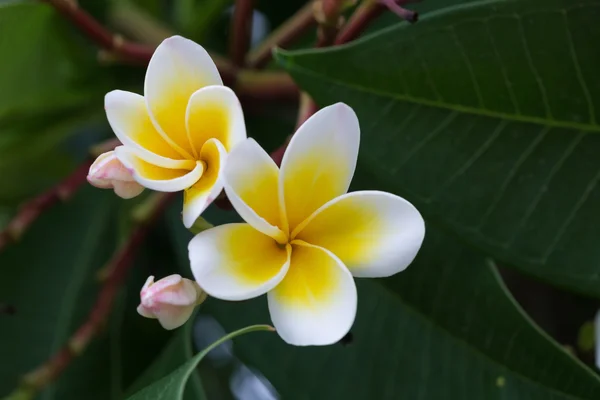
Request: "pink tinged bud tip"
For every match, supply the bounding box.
[137,274,207,330]
[87,151,144,199]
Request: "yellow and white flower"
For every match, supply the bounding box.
[102,35,246,227]
[188,103,425,346]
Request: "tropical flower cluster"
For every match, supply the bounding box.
[88,36,425,346]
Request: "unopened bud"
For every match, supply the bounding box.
[87,150,144,199]
[137,275,207,330]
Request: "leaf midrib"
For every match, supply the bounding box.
[278,57,600,133]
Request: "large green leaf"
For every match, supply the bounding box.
[169,215,600,399]
[276,0,600,296]
[126,325,273,400]
[0,187,119,398]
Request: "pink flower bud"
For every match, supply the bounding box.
[87,150,144,199]
[137,275,207,330]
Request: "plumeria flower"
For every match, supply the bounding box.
[189,103,425,346]
[87,150,144,199]
[137,274,207,330]
[101,35,246,227]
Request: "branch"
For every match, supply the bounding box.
[40,0,154,63]
[236,71,299,102]
[335,0,419,44]
[0,161,91,252]
[9,193,175,399]
[0,139,121,253]
[246,2,316,69]
[229,0,255,66]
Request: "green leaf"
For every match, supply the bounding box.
[0,186,119,398]
[125,314,206,400]
[276,0,600,296]
[126,325,273,400]
[169,215,600,399]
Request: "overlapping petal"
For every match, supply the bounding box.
[294,191,425,277]
[268,241,357,346]
[104,90,192,168]
[223,138,287,242]
[145,36,222,157]
[280,103,360,232]
[186,86,246,156]
[182,139,227,228]
[115,146,203,192]
[189,224,291,301]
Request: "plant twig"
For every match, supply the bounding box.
[335,0,419,44]
[236,71,299,102]
[8,193,175,399]
[0,139,122,253]
[40,0,154,63]
[334,1,384,44]
[247,2,316,69]
[229,0,255,66]
[0,161,91,252]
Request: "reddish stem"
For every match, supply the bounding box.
[246,2,316,69]
[335,2,385,44]
[40,0,154,63]
[19,193,175,394]
[0,160,92,252]
[229,0,255,66]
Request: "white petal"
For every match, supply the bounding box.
[280,103,360,232]
[294,191,425,277]
[182,139,227,228]
[186,85,246,156]
[145,35,223,157]
[115,146,203,192]
[268,241,357,346]
[104,90,193,167]
[189,223,290,301]
[223,138,287,243]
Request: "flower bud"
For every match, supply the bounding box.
[137,275,207,330]
[87,150,144,199]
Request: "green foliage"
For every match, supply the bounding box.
[126,325,273,400]
[2,0,600,398]
[276,0,600,297]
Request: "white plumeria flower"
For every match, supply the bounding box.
[87,150,144,199]
[137,274,207,330]
[103,35,246,227]
[189,103,425,346]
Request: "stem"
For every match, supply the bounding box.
[229,0,255,66]
[0,139,121,253]
[11,193,175,398]
[334,1,385,44]
[40,0,154,63]
[0,161,91,252]
[247,2,316,69]
[236,71,299,101]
